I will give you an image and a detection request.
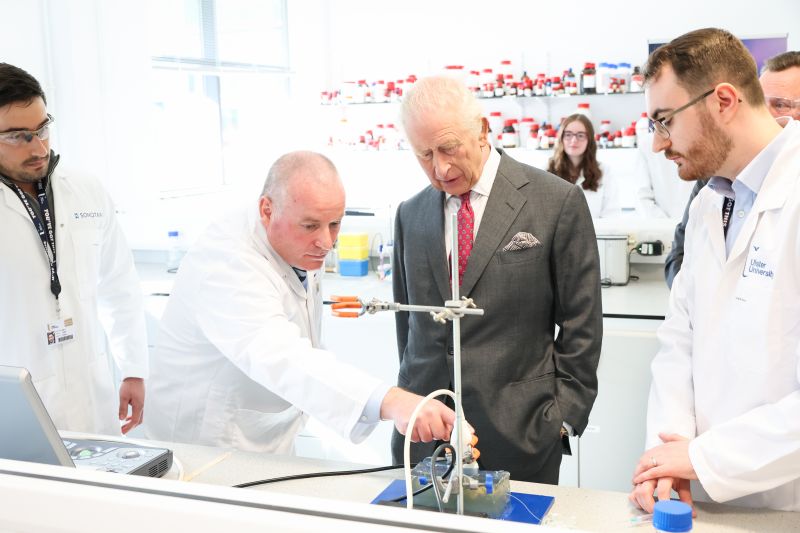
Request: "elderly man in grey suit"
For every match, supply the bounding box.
[391,75,603,483]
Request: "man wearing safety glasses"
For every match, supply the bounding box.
[0,63,148,436]
[760,51,800,123]
[629,29,800,514]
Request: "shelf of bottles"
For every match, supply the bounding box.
[321,61,647,152]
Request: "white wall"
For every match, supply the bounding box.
[0,1,50,92]
[324,0,800,81]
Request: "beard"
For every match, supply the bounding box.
[0,154,50,183]
[666,110,733,181]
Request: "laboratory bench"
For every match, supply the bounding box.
[159,440,800,531]
[2,440,797,532]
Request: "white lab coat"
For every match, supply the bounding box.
[635,130,694,218]
[0,168,148,435]
[146,206,381,454]
[647,121,800,510]
[578,162,621,218]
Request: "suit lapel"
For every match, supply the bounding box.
[421,188,451,302]
[460,155,526,296]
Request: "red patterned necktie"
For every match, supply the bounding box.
[457,192,474,284]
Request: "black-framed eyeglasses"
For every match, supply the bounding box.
[648,89,714,139]
[0,114,55,146]
[562,131,588,142]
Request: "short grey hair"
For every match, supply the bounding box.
[262,151,338,209]
[401,75,483,137]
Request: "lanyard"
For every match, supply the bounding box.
[6,179,61,300]
[721,197,735,238]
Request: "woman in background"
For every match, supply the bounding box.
[547,113,619,218]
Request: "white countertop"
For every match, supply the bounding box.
[154,440,798,532]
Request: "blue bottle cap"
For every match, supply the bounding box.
[653,500,692,532]
[168,230,179,237]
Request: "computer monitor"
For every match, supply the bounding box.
[0,365,72,466]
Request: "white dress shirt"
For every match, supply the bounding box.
[444,147,501,258]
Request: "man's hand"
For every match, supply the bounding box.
[633,433,697,483]
[629,477,694,514]
[119,377,145,434]
[629,433,696,516]
[380,387,456,442]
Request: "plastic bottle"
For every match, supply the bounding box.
[635,111,650,148]
[494,80,505,98]
[504,75,517,96]
[501,119,518,148]
[564,68,577,89]
[374,80,387,103]
[596,63,609,94]
[604,63,618,94]
[522,79,533,97]
[518,117,534,148]
[166,230,181,273]
[652,500,692,532]
[622,125,637,148]
[630,66,645,92]
[377,243,392,280]
[529,125,539,150]
[581,62,597,94]
[499,59,514,84]
[575,102,592,119]
[617,62,632,90]
[480,68,494,87]
[488,112,504,146]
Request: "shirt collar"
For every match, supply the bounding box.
[446,146,500,201]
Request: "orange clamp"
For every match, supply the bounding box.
[329,295,364,318]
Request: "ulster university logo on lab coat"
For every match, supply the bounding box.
[736,241,776,303]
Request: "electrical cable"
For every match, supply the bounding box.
[403,389,456,511]
[600,247,640,288]
[233,463,409,488]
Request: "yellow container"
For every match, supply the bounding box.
[338,233,368,247]
[338,245,369,260]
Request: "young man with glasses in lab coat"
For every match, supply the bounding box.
[0,63,147,435]
[630,29,800,513]
[664,50,800,288]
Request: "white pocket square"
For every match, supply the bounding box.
[502,232,541,252]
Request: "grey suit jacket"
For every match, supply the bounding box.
[391,150,602,482]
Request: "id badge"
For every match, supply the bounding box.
[46,317,76,347]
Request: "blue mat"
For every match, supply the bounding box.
[370,479,555,525]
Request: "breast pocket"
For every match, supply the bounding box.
[70,227,103,300]
[496,246,542,265]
